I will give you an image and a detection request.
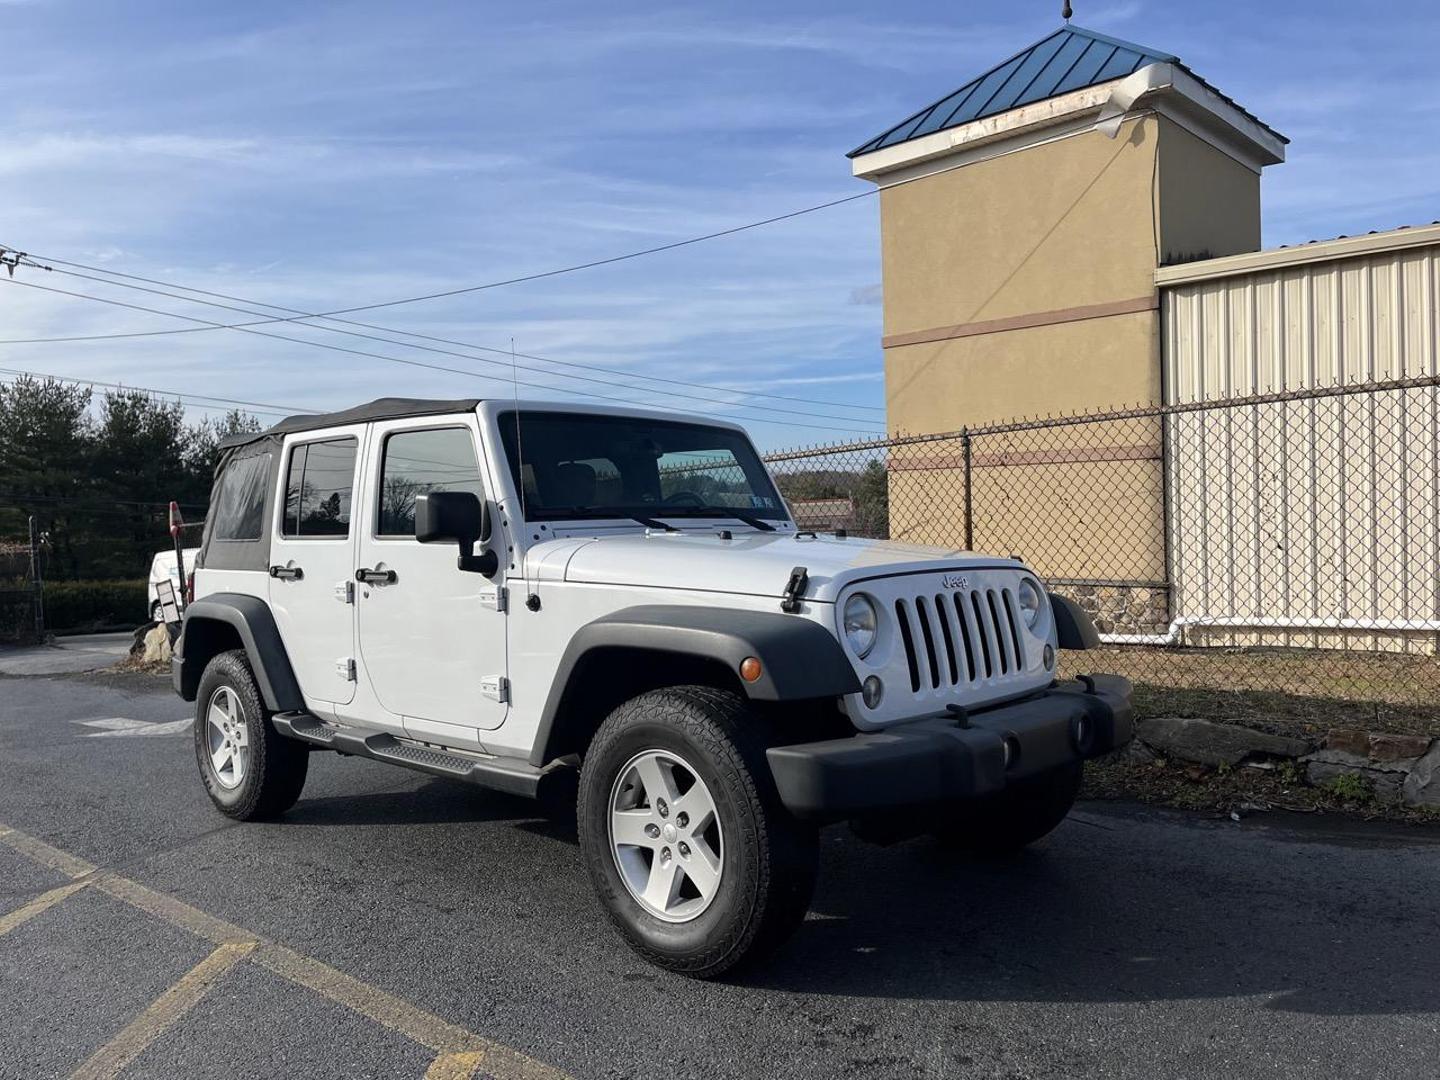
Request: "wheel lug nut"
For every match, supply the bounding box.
[656,798,668,818]
[676,812,689,828]
[644,823,660,839]
[678,842,690,859]
[660,847,671,863]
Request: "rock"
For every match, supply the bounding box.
[1302,749,1410,803]
[1136,717,1313,768]
[1402,742,1440,807]
[1325,728,1370,756]
[1369,733,1433,762]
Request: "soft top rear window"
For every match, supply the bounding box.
[211,452,271,541]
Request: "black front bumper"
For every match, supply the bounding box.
[766,675,1133,821]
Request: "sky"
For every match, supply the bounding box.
[1,0,1437,449]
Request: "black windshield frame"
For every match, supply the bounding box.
[497,410,790,523]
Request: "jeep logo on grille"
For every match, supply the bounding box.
[940,573,968,590]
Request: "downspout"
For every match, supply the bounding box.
[1100,614,1440,647]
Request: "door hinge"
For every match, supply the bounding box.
[336,657,357,681]
[478,584,507,612]
[334,580,355,604]
[480,675,509,703]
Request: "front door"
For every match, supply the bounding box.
[355,417,508,746]
[267,428,365,708]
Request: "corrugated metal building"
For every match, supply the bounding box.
[1159,224,1440,652]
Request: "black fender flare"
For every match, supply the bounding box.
[531,604,861,766]
[173,593,305,712]
[1050,593,1101,650]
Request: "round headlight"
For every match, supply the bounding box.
[1017,578,1043,628]
[843,593,878,658]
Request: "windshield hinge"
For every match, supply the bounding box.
[780,565,809,614]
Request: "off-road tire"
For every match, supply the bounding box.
[577,686,818,978]
[194,649,309,821]
[930,761,1084,855]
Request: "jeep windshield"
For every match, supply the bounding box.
[498,411,788,523]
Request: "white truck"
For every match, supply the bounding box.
[173,397,1132,976]
[148,547,200,623]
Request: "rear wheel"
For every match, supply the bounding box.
[577,686,818,978]
[194,649,309,820]
[930,761,1084,855]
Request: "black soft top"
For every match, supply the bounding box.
[219,397,483,450]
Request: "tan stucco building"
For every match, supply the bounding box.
[847,23,1287,589]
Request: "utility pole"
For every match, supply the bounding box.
[27,515,44,641]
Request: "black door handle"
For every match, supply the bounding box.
[268,565,304,581]
[355,567,397,585]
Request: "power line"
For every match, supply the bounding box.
[0,367,299,416]
[9,260,885,427]
[0,278,881,436]
[28,191,876,320]
[0,491,208,511]
[0,248,886,414]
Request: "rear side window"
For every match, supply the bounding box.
[378,427,484,536]
[283,437,358,538]
[211,453,271,541]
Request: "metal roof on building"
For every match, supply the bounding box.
[849,24,1282,159]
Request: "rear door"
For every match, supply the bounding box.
[354,416,508,746]
[267,428,365,708]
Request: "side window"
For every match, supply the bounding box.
[282,437,357,538]
[378,427,485,537]
[212,452,271,541]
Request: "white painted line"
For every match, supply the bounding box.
[75,718,193,738]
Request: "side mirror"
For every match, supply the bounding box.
[416,491,498,576]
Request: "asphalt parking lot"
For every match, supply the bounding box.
[2,667,1439,1079]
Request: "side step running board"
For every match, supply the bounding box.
[273,712,557,799]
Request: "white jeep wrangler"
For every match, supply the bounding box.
[174,397,1132,976]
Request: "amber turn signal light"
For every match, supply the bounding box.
[739,656,763,683]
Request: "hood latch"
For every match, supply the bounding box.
[780,565,809,613]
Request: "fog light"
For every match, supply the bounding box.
[1043,644,1055,671]
[861,676,883,709]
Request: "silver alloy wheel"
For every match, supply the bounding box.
[608,749,724,923]
[205,685,250,790]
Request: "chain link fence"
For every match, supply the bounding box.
[766,376,1440,727]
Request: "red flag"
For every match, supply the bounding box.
[168,500,184,538]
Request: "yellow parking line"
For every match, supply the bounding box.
[0,823,573,1080]
[0,879,90,937]
[425,1050,490,1080]
[253,944,570,1080]
[0,825,99,880]
[68,940,257,1080]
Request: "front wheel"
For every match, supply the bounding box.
[194,649,309,820]
[930,761,1084,855]
[577,686,817,978]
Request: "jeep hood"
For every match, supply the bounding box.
[545,532,1023,604]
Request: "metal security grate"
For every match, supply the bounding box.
[895,586,1022,693]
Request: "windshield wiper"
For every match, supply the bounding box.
[667,507,776,532]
